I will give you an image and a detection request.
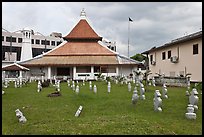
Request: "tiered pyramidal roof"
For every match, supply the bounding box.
[20,9,139,66]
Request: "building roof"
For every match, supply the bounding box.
[142,31,202,54]
[117,54,142,65]
[19,10,139,67]
[2,63,30,71]
[46,42,116,56]
[63,19,102,41]
[20,55,118,66]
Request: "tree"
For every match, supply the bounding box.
[131,53,147,62]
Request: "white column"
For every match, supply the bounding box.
[48,66,51,80]
[116,66,119,76]
[91,66,94,80]
[19,71,23,78]
[73,66,76,80]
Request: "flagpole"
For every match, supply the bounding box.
[128,18,130,58]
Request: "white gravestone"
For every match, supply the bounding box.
[152,77,156,87]
[15,109,27,123]
[186,80,191,96]
[14,80,17,88]
[41,76,44,83]
[185,104,196,120]
[72,83,75,91]
[162,83,168,99]
[189,88,199,111]
[75,105,83,117]
[153,90,162,112]
[83,80,85,86]
[132,89,139,105]
[108,82,111,93]
[4,80,8,88]
[140,83,145,100]
[128,82,131,92]
[75,85,79,94]
[67,80,70,87]
[56,80,60,92]
[89,84,92,91]
[2,90,5,95]
[37,81,42,92]
[115,79,118,84]
[93,85,97,94]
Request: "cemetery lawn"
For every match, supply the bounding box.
[2,81,202,135]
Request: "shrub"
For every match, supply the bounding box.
[41,80,50,87]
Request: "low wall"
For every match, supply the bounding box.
[154,76,187,87]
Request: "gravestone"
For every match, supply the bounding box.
[14,80,17,88]
[189,88,199,111]
[83,80,85,86]
[2,90,5,95]
[93,85,97,94]
[153,90,162,112]
[67,79,70,87]
[128,82,131,92]
[132,88,139,105]
[75,105,83,117]
[162,83,168,99]
[115,79,118,84]
[185,104,196,120]
[37,81,42,92]
[56,80,60,92]
[89,83,92,91]
[108,81,111,93]
[41,76,44,83]
[4,80,8,88]
[15,109,27,123]
[140,83,145,100]
[75,85,79,94]
[152,77,156,87]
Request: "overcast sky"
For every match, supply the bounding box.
[2,2,202,57]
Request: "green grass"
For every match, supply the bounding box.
[2,81,202,135]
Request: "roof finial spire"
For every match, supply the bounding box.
[80,8,86,19]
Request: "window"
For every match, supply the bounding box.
[150,55,153,62]
[12,37,16,42]
[6,36,11,42]
[36,39,40,44]
[51,41,55,46]
[41,40,46,45]
[18,38,22,43]
[31,39,34,44]
[193,44,198,55]
[76,66,91,73]
[162,52,166,60]
[2,36,4,41]
[168,50,171,59]
[94,66,100,73]
[57,41,62,46]
[46,40,50,45]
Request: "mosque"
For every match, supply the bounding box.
[3,9,141,81]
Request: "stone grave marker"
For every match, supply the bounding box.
[140,83,145,100]
[93,85,97,94]
[162,83,168,99]
[37,80,42,92]
[185,104,196,120]
[189,88,199,111]
[75,85,79,94]
[128,82,131,92]
[75,105,83,117]
[108,81,111,93]
[153,90,162,112]
[132,88,139,105]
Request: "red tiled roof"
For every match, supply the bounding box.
[21,56,119,66]
[46,42,116,56]
[63,19,102,41]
